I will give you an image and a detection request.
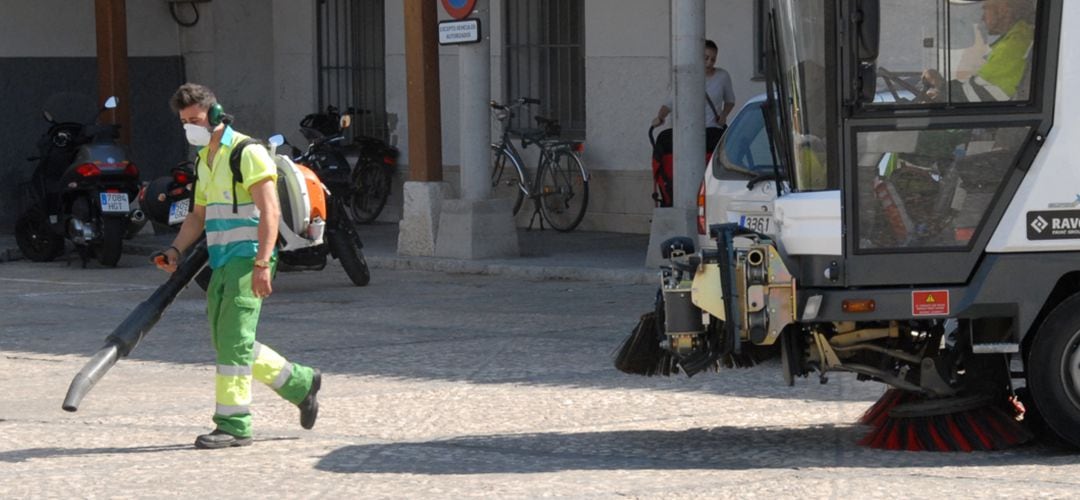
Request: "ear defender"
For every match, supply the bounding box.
[207,103,225,126]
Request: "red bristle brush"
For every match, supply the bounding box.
[858,388,916,428]
[858,393,1033,452]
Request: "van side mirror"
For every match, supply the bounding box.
[856,0,879,62]
[855,0,881,102]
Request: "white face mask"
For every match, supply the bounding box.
[184,123,213,146]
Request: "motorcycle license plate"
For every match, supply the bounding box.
[100,192,130,213]
[168,198,190,225]
[739,215,773,234]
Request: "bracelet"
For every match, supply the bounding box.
[166,245,181,257]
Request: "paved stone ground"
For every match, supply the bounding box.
[2,255,1079,498]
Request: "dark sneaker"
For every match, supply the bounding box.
[299,369,321,430]
[194,430,253,449]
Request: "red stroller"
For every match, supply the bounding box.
[649,125,725,207]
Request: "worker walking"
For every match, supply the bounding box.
[155,83,321,449]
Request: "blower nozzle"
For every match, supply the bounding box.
[61,240,208,412]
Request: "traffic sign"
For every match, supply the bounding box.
[439,19,482,45]
[441,0,477,20]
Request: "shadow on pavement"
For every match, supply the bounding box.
[0,444,191,463]
[0,436,301,463]
[316,426,1072,475]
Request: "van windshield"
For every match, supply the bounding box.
[715,100,779,177]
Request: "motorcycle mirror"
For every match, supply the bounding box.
[268,134,285,156]
[104,96,118,109]
[340,115,352,130]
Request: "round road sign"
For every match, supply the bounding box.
[441,0,477,20]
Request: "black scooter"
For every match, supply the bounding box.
[16,96,142,267]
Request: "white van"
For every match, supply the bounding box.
[697,93,779,249]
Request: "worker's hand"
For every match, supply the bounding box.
[152,246,181,273]
[921,68,945,101]
[252,267,273,299]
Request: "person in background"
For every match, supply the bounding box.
[652,39,736,153]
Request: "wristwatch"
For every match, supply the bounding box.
[254,259,271,269]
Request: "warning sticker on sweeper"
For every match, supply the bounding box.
[912,290,949,316]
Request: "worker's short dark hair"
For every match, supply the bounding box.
[995,0,1037,23]
[169,83,217,113]
[705,39,718,52]
[1009,0,1037,23]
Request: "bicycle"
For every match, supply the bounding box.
[298,106,399,224]
[489,97,589,232]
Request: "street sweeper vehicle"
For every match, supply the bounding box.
[617,0,1080,451]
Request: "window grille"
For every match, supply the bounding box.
[504,0,586,140]
[316,0,388,141]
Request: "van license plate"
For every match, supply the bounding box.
[739,215,772,233]
[168,198,190,225]
[100,192,130,213]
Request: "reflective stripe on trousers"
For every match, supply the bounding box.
[205,256,315,438]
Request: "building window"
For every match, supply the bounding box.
[316,0,388,141]
[504,0,586,140]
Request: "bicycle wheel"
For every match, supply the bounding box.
[491,148,526,215]
[538,149,589,232]
[349,160,392,224]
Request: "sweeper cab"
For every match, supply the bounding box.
[621,0,1080,451]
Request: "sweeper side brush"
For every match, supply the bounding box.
[614,311,678,376]
[62,240,209,412]
[858,388,915,428]
[858,391,1033,452]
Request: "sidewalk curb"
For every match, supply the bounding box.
[365,255,656,285]
[121,240,655,285]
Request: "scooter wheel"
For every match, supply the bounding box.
[96,218,126,267]
[14,207,65,262]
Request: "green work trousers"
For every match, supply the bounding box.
[205,256,315,438]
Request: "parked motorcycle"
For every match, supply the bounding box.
[287,117,371,285]
[16,96,142,267]
[140,128,370,288]
[299,105,398,224]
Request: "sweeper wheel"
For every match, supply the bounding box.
[1026,293,1080,449]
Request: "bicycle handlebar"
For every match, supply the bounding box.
[490,97,542,111]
